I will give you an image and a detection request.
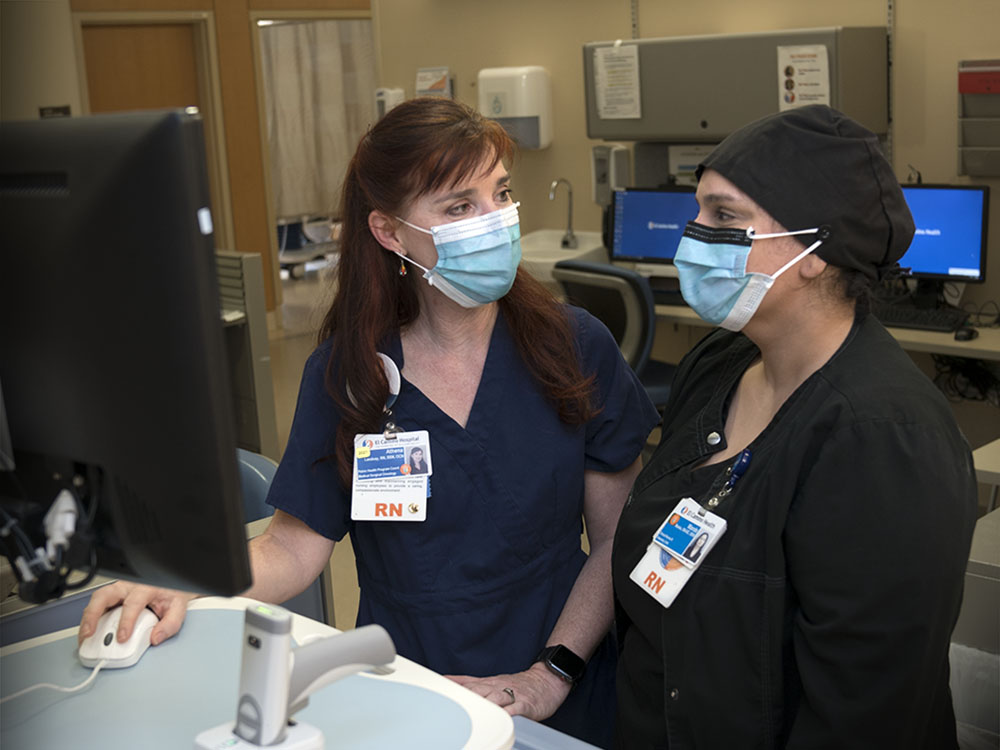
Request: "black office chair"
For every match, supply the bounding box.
[551,260,676,414]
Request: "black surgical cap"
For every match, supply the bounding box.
[697,105,915,281]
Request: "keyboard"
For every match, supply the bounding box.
[871,301,969,332]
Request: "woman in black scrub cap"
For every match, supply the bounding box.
[612,105,978,750]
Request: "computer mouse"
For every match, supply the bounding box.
[78,606,159,669]
[954,327,979,341]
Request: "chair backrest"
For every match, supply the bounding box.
[236,448,332,625]
[551,260,656,376]
[237,447,278,523]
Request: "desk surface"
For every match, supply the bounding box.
[973,439,1000,486]
[0,597,515,750]
[655,304,1000,361]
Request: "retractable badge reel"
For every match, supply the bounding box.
[351,354,432,522]
[630,450,751,608]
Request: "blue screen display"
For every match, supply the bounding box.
[899,186,987,281]
[611,188,699,263]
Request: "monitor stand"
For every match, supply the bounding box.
[912,279,945,310]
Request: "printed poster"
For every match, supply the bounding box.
[777,45,831,111]
[594,44,641,119]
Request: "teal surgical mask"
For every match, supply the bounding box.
[395,203,521,308]
[673,221,826,331]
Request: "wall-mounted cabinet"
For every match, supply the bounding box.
[958,60,1000,177]
[583,27,887,142]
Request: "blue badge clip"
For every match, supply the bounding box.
[726,450,752,489]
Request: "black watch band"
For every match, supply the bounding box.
[535,644,586,684]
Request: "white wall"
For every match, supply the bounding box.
[372,0,999,305]
[1,0,82,121]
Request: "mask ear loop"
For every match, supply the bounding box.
[385,215,434,279]
[771,238,824,278]
[745,225,830,279]
[746,226,821,240]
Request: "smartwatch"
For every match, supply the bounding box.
[535,644,586,684]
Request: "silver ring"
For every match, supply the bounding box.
[502,687,515,703]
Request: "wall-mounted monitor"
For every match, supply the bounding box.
[609,186,699,265]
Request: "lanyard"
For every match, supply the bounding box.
[704,449,752,511]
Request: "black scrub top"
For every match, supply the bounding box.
[612,315,978,750]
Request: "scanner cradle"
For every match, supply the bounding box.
[195,604,396,750]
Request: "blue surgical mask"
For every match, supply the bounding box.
[673,221,825,331]
[395,203,521,308]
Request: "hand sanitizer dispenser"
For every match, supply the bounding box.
[478,66,552,149]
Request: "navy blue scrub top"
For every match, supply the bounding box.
[266,306,658,742]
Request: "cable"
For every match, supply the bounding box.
[960,299,1000,328]
[932,354,1000,407]
[64,547,99,591]
[0,504,37,561]
[0,660,108,704]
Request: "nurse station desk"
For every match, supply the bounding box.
[654,303,1000,362]
[0,597,519,750]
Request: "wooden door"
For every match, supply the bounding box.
[82,24,200,113]
[79,22,231,251]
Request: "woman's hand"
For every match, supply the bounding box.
[446,663,571,720]
[78,580,197,647]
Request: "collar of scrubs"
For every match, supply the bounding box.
[634,315,864,487]
[379,307,509,389]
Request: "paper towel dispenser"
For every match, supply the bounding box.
[583,27,888,141]
[478,66,553,149]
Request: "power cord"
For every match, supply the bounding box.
[932,354,1000,407]
[959,298,1000,329]
[0,659,108,704]
[3,489,82,603]
[1,468,99,602]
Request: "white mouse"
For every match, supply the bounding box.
[78,605,159,669]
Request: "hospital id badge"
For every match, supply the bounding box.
[351,431,431,522]
[629,498,726,608]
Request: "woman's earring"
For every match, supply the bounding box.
[399,258,407,277]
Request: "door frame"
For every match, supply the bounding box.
[72,11,236,253]
[248,9,373,306]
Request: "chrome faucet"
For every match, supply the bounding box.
[548,178,578,249]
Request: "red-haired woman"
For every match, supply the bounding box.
[81,97,659,747]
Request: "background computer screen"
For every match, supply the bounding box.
[898,184,989,282]
[609,187,699,264]
[0,110,252,603]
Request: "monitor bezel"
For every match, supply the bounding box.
[898,183,990,284]
[608,185,698,265]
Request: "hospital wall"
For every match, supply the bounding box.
[374,0,999,310]
[10,0,997,310]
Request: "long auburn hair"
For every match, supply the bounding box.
[320,97,596,486]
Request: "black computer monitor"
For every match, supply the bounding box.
[898,184,989,304]
[609,186,699,264]
[0,110,252,603]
